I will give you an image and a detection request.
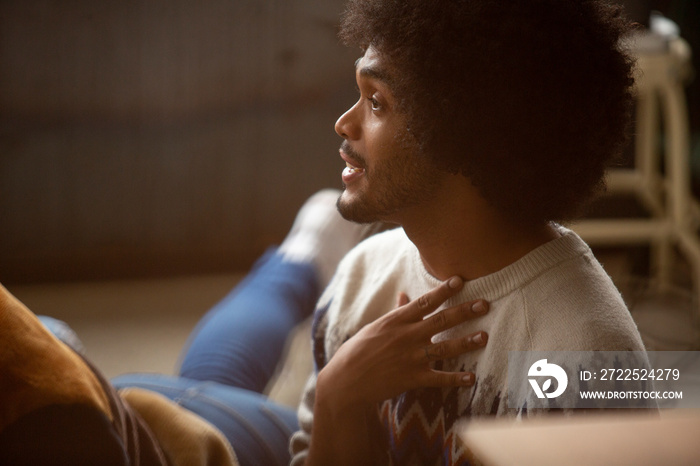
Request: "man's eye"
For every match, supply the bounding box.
[368,97,380,110]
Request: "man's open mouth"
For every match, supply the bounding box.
[345,161,363,174]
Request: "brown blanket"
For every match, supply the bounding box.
[0,284,237,466]
[0,284,112,432]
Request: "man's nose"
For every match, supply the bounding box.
[334,102,360,140]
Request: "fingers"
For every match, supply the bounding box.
[421,331,488,362]
[401,276,465,321]
[419,299,489,339]
[412,332,488,389]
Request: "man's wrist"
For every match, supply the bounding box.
[315,365,370,415]
[308,369,381,466]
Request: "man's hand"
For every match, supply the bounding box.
[306,276,488,465]
[318,275,489,408]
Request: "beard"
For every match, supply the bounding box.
[336,135,444,224]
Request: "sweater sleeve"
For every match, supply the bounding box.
[288,264,339,466]
[289,373,317,466]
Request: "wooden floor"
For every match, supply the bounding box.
[8,275,240,379]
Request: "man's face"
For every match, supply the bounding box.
[334,46,445,224]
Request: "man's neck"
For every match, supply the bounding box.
[396,176,560,282]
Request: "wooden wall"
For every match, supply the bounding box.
[0,0,358,283]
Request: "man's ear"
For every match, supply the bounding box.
[0,403,128,466]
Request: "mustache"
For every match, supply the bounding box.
[340,141,366,167]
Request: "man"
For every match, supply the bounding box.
[290,1,646,464]
[0,1,646,464]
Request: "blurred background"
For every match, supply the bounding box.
[1,0,357,284]
[1,1,700,396]
[1,0,698,285]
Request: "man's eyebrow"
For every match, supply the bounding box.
[354,57,392,85]
[360,66,391,84]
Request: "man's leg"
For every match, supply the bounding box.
[177,250,319,392]
[111,251,315,466]
[113,189,367,465]
[37,315,85,354]
[111,373,298,466]
[40,189,365,465]
[178,189,365,393]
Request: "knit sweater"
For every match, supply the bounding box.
[290,226,647,465]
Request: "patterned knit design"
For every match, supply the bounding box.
[380,385,469,464]
[290,227,647,465]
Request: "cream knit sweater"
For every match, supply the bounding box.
[290,226,646,465]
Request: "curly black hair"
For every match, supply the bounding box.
[339,0,636,224]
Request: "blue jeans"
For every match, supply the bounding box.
[47,249,320,466]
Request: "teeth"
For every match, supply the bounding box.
[346,162,360,173]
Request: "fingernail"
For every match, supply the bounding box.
[473,332,486,345]
[471,301,487,314]
[447,276,463,289]
[462,373,474,384]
